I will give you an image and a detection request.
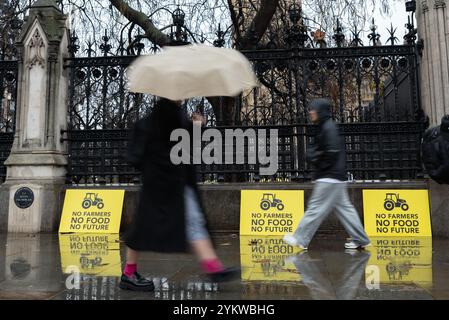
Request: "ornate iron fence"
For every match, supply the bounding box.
[62,18,426,185]
[0,59,18,182]
[63,121,425,185]
[64,44,423,126]
[242,44,422,125]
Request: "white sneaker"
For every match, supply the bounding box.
[344,249,359,256]
[344,241,371,250]
[283,235,308,250]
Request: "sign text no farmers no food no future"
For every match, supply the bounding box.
[59,190,125,234]
[363,190,431,237]
[240,190,304,236]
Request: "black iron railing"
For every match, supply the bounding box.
[62,10,426,184]
[0,132,14,182]
[0,60,17,133]
[65,44,422,129]
[0,59,18,182]
[62,122,425,185]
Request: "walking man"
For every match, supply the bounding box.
[283,98,371,250]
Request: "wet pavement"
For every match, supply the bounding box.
[0,233,448,300]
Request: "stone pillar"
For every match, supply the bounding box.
[1,0,69,233]
[417,0,449,126]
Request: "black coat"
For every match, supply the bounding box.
[307,99,347,181]
[124,99,205,253]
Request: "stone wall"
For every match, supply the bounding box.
[5,180,449,238]
[55,181,437,236]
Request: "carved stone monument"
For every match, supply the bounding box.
[0,0,69,232]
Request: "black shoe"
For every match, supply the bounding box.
[119,272,155,292]
[208,267,241,283]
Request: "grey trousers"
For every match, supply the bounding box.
[184,186,210,242]
[291,250,371,300]
[292,182,370,248]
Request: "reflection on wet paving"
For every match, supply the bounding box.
[0,233,448,300]
[60,275,221,300]
[240,236,371,299]
[64,275,119,300]
[365,238,433,289]
[151,279,220,300]
[0,234,64,299]
[240,236,302,282]
[59,234,122,277]
[240,236,435,300]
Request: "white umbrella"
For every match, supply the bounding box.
[127,44,258,100]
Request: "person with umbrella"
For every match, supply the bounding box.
[120,45,257,291]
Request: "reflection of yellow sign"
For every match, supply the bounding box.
[363,190,431,237]
[59,233,122,276]
[240,236,302,281]
[240,190,304,236]
[365,237,432,288]
[59,190,125,234]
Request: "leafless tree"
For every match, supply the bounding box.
[3,0,396,125]
[5,0,396,53]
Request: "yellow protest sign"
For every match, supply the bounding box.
[363,190,431,237]
[365,237,432,288]
[240,236,302,281]
[59,190,125,234]
[59,233,122,276]
[240,190,304,236]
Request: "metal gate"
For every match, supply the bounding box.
[62,11,426,184]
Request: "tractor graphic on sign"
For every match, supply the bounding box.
[82,193,104,209]
[260,193,284,211]
[384,193,409,211]
[79,254,104,269]
[386,261,413,280]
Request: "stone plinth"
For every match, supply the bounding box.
[3,0,69,233]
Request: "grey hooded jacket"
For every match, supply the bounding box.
[307,99,347,181]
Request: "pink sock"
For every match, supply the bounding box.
[124,263,137,277]
[201,259,225,274]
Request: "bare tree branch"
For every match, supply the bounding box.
[227,0,241,44]
[239,0,279,49]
